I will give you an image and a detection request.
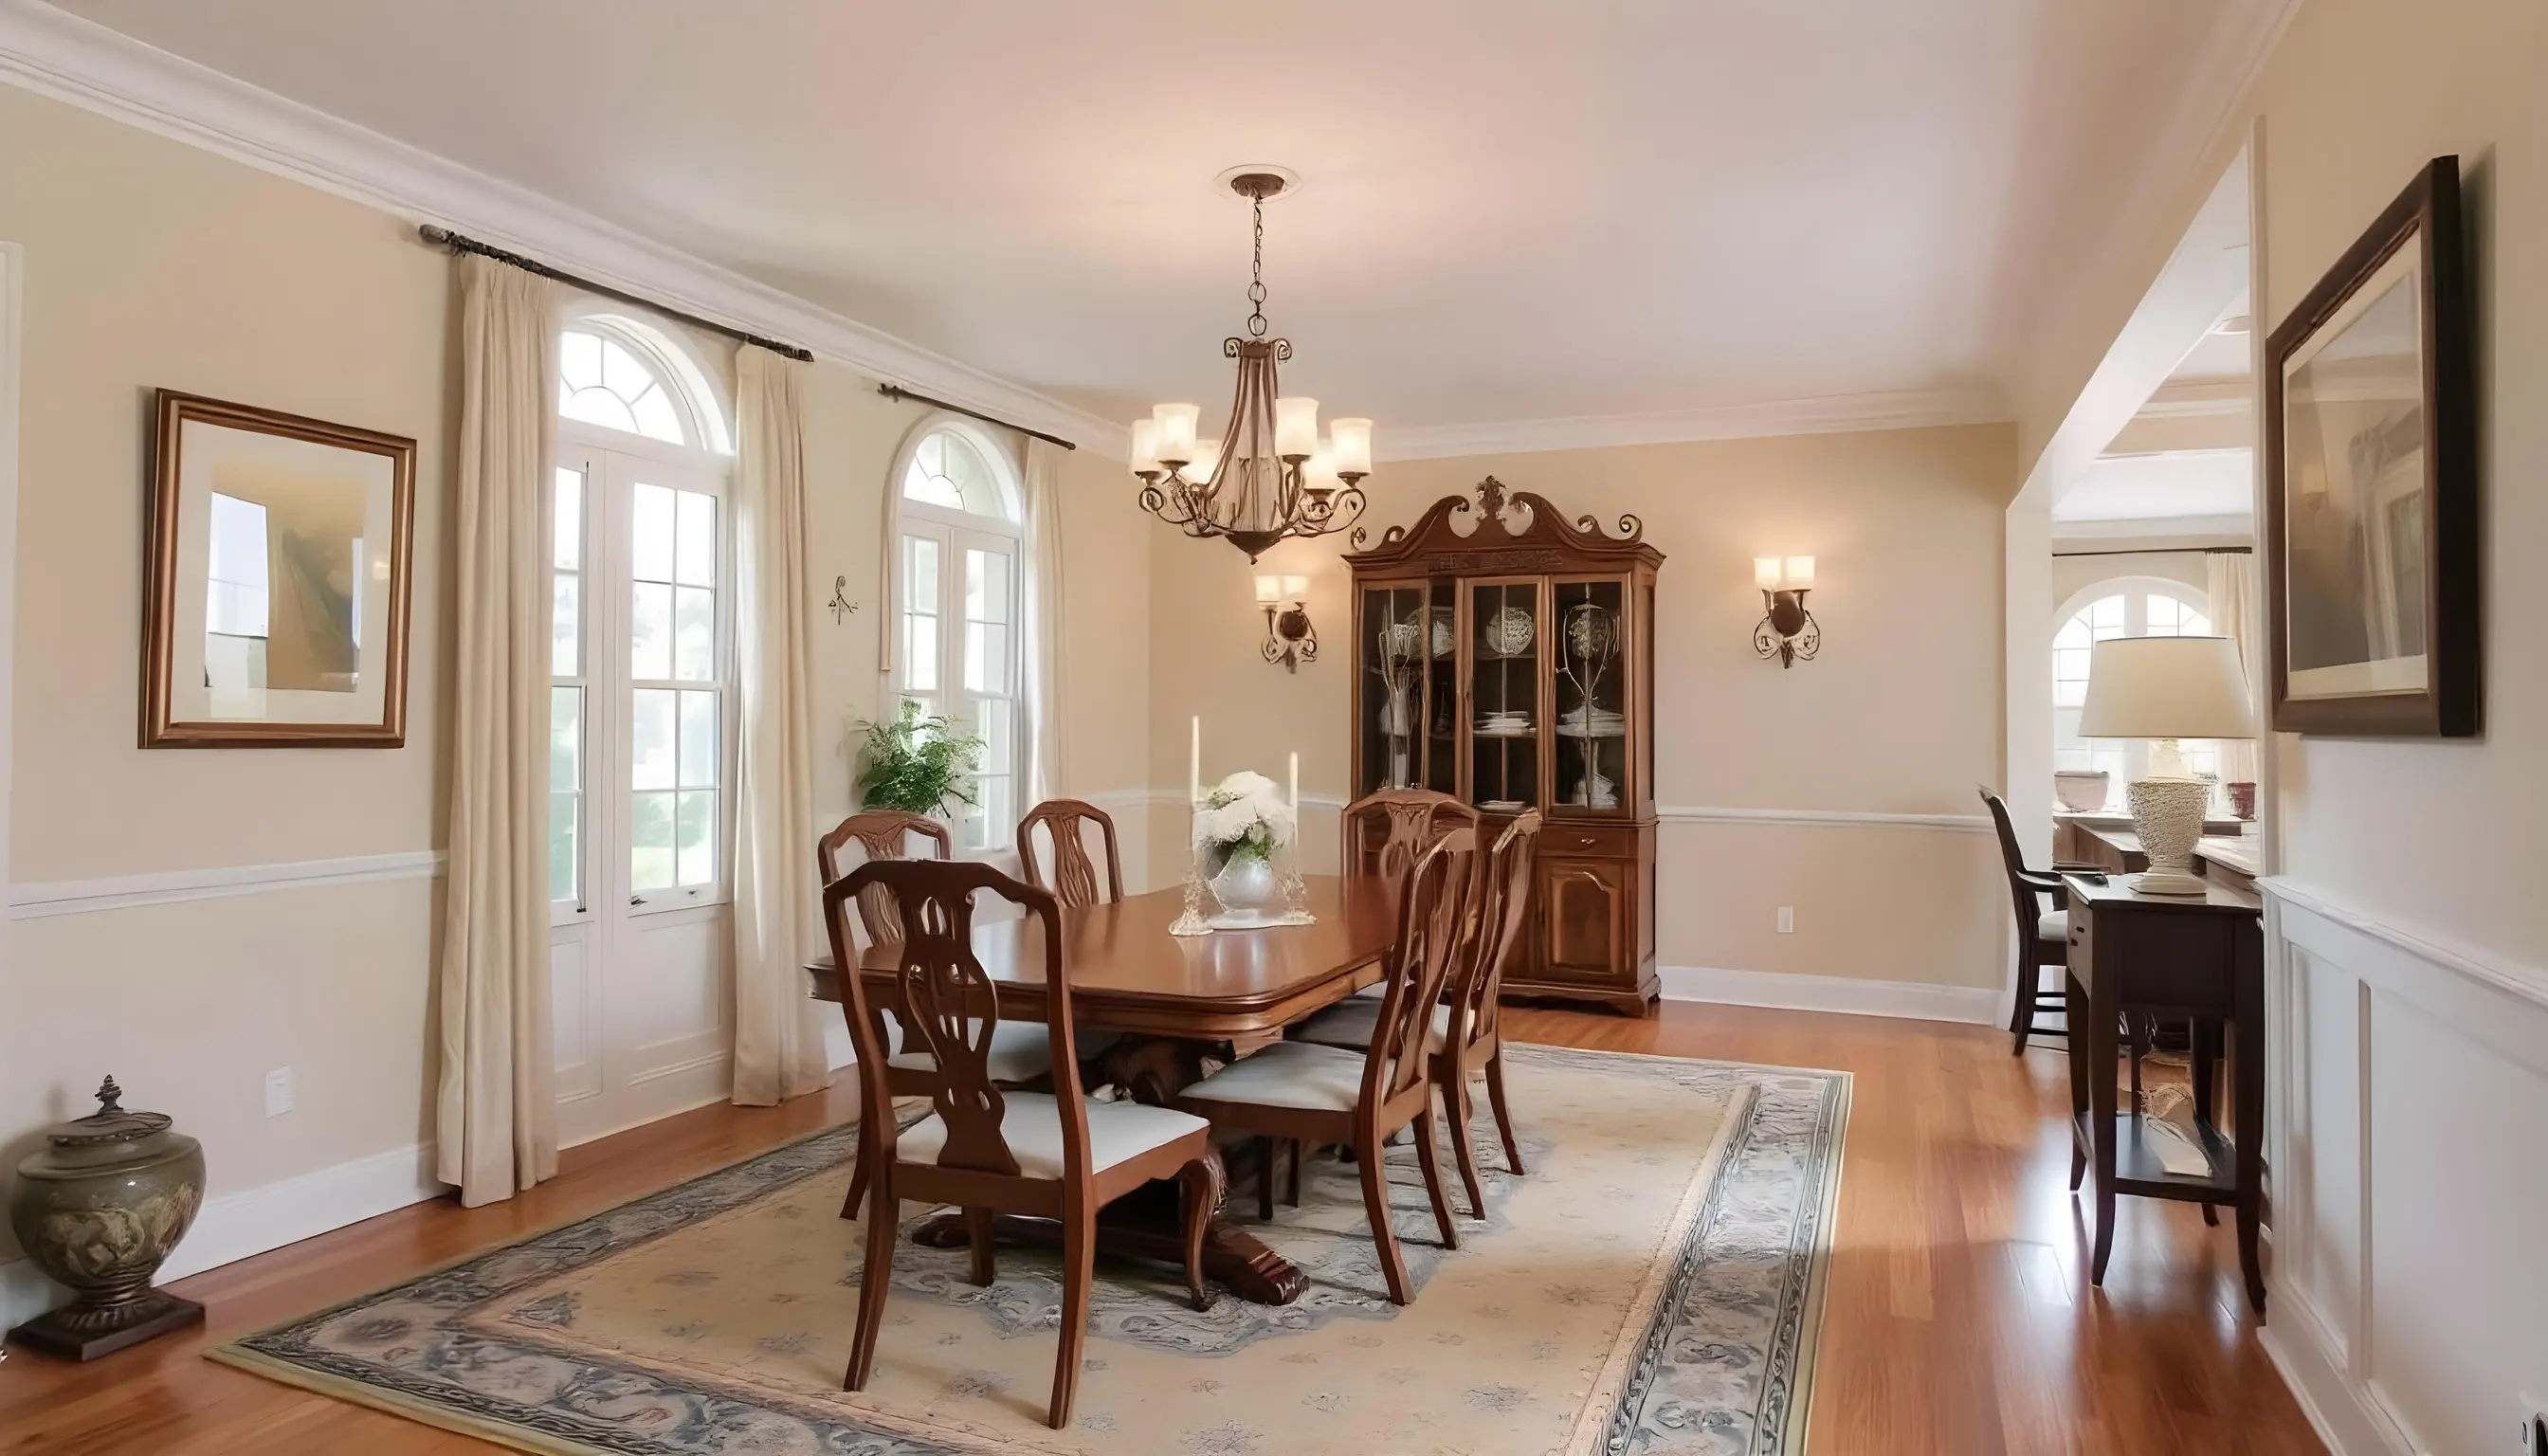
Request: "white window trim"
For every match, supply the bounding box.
[558,308,735,457]
[551,351,738,926]
[885,416,1028,856]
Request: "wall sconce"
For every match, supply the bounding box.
[1256,573,1317,673]
[1752,555,1820,667]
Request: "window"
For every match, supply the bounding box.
[2052,582,2218,809]
[549,317,733,914]
[893,425,1025,852]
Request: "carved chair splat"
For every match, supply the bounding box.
[1017,799,1126,907]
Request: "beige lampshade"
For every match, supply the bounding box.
[2078,635,2259,740]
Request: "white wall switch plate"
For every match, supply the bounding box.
[264,1066,294,1119]
[1776,906,1795,935]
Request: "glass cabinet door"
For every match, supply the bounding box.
[1423,577,1458,794]
[1466,579,1543,811]
[1359,584,1428,792]
[1553,578,1629,813]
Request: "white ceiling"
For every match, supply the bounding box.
[52,0,2277,436]
[2056,447,2250,524]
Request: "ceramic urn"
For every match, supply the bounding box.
[5,1077,208,1359]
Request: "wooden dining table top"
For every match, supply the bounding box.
[802,875,1402,1039]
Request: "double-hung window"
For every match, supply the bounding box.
[893,426,1025,852]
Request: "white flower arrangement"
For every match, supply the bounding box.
[1192,770,1297,866]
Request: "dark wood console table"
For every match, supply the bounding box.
[2061,873,2266,1311]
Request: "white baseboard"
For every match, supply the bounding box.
[1,1139,447,1332]
[1660,965,2001,1025]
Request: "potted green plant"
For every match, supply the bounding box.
[852,700,985,817]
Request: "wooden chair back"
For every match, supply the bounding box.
[1980,790,2050,943]
[1017,799,1125,906]
[819,810,954,947]
[825,859,1088,1185]
[1340,789,1479,886]
[1446,810,1540,1058]
[1362,827,1479,1108]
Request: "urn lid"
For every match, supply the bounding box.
[26,1078,192,1173]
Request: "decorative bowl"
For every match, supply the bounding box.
[2054,770,2110,813]
[1483,606,1536,658]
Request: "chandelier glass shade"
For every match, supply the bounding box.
[1132,172,1372,561]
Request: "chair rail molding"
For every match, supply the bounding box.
[10,848,446,919]
[0,1,1115,455]
[2255,877,2548,1456]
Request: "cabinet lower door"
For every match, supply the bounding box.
[1539,858,1629,982]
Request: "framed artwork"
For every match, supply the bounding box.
[141,391,417,747]
[2263,155,2478,737]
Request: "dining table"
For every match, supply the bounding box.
[804,874,1402,1304]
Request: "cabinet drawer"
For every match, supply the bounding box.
[1537,821,1647,860]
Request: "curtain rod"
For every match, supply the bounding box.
[876,384,1078,451]
[418,225,813,362]
[2053,545,2253,558]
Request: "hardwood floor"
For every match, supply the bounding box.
[0,1002,2322,1454]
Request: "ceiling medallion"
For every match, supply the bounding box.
[1130,170,1371,561]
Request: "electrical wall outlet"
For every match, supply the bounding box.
[264,1066,294,1119]
[1776,906,1795,935]
[2521,1399,2546,1456]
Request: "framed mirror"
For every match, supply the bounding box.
[141,390,417,747]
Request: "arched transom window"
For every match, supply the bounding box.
[893,424,1026,851]
[2053,582,2218,808]
[557,317,733,454]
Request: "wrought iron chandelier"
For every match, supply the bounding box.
[1131,171,1372,561]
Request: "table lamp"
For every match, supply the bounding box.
[2077,635,2258,896]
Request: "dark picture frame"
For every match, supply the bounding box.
[141,391,417,747]
[2263,155,2478,737]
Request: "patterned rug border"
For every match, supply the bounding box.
[208,1046,1851,1456]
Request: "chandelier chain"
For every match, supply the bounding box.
[1246,193,1267,338]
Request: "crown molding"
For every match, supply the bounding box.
[0,1,1119,453]
[2049,511,2252,541]
[1375,385,2011,463]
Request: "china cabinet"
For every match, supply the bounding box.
[1343,478,1663,1014]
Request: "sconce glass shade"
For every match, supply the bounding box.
[1754,556,1783,590]
[1185,440,1221,485]
[1328,418,1373,476]
[1274,396,1320,460]
[1783,555,1816,590]
[1152,403,1200,465]
[1129,417,1161,475]
[1254,574,1283,605]
[1281,574,1309,600]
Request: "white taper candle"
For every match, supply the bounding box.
[1190,716,1202,807]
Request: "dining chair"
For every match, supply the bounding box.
[818,809,1058,1221]
[1294,810,1539,1217]
[1981,790,2156,1097]
[1339,788,1479,886]
[1176,828,1476,1303]
[824,858,1223,1430]
[1017,798,1125,906]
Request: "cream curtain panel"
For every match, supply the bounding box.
[729,346,832,1106]
[1022,437,1070,804]
[2208,551,2263,785]
[436,256,560,1208]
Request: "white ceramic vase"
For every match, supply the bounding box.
[1209,852,1283,928]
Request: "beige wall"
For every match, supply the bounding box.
[1143,425,2017,990]
[0,86,1154,1286]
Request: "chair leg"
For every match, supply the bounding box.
[1257,1137,1277,1221]
[1178,1152,1224,1312]
[2009,960,2034,1055]
[1046,1199,1099,1429]
[2127,1014,2147,1111]
[1356,1132,1413,1304]
[845,1177,897,1392]
[840,1120,869,1221]
[1411,1102,1460,1251]
[1483,1046,1525,1176]
[963,1206,995,1287]
[1444,1064,1487,1219]
[1283,1139,1302,1207]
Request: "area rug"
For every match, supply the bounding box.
[213,1046,1848,1455]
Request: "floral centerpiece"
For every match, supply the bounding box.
[1192,770,1299,928]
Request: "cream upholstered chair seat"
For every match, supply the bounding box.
[897,1093,1208,1180]
[2038,909,2067,942]
[1180,1041,1373,1113]
[1291,997,1449,1053]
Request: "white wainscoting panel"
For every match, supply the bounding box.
[2257,878,2548,1456]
